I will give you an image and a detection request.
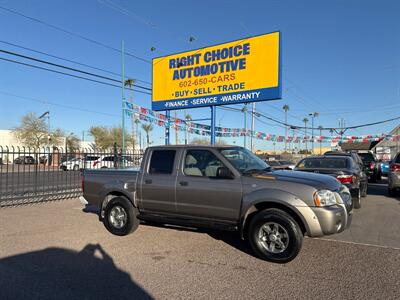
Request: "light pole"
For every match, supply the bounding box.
[318,125,323,154]
[283,104,289,152]
[38,111,50,145]
[121,40,126,155]
[308,112,318,154]
[303,117,309,153]
[241,105,248,148]
[250,102,256,152]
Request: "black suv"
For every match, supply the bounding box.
[357,152,381,182]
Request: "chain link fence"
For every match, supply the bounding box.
[0,145,143,207]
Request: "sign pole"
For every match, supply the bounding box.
[210,106,216,145]
[165,110,170,145]
[121,40,125,154]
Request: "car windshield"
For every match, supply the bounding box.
[219,147,270,174]
[358,153,374,162]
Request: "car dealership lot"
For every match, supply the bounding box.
[1,181,399,300]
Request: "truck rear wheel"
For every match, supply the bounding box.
[103,197,139,236]
[248,208,303,263]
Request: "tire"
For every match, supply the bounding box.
[361,183,367,197]
[73,165,79,171]
[103,197,139,236]
[388,188,396,197]
[353,188,361,209]
[248,208,303,263]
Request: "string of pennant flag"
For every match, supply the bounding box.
[124,102,400,144]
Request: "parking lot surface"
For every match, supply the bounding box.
[1,181,399,300]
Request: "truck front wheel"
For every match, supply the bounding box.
[248,208,303,263]
[103,197,139,236]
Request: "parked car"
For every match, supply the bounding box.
[81,145,352,263]
[388,152,400,196]
[278,160,296,170]
[264,160,294,170]
[295,155,367,209]
[380,160,390,176]
[357,152,381,182]
[324,151,364,169]
[82,155,136,169]
[82,155,101,169]
[13,156,36,164]
[265,160,287,170]
[60,158,84,171]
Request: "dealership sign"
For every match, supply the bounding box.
[152,31,281,111]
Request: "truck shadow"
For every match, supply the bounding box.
[0,244,153,300]
[141,222,255,258]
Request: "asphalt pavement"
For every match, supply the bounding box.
[0,181,399,300]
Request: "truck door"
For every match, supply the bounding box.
[175,149,242,222]
[139,149,178,214]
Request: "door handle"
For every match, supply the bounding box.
[179,181,188,186]
[144,179,152,184]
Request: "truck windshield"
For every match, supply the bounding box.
[219,147,270,174]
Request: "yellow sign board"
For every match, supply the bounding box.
[152,31,281,111]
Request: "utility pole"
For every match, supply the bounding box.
[283,104,289,152]
[241,105,248,148]
[303,117,309,153]
[121,40,125,155]
[174,111,179,144]
[250,102,255,152]
[309,112,318,155]
[318,125,323,154]
[338,118,346,143]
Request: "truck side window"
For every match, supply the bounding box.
[149,150,176,174]
[184,150,224,177]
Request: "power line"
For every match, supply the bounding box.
[0,48,152,91]
[0,57,152,95]
[0,90,119,117]
[0,5,151,63]
[0,40,151,85]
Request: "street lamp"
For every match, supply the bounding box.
[308,112,319,154]
[38,111,50,143]
[241,105,248,148]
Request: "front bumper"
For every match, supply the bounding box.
[311,204,352,235]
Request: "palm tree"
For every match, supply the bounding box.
[142,123,153,148]
[185,113,192,144]
[282,104,289,152]
[303,117,309,153]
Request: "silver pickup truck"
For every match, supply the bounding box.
[82,145,352,263]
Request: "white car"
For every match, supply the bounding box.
[60,158,84,171]
[84,155,137,169]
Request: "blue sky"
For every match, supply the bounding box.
[0,0,399,150]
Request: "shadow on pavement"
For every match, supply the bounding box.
[141,222,256,258]
[0,244,153,300]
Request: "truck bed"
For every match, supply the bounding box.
[83,168,139,207]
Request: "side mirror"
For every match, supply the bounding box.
[216,167,234,179]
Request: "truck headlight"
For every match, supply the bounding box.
[314,190,337,207]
